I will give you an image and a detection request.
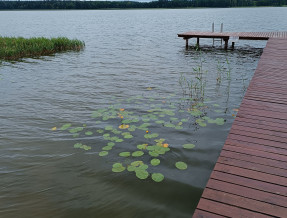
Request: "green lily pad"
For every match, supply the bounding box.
[132,151,144,157]
[128,125,137,132]
[213,104,220,107]
[170,117,178,121]
[127,165,136,172]
[102,145,113,151]
[181,119,188,122]
[115,139,124,143]
[119,152,130,157]
[175,126,183,130]
[73,133,79,138]
[137,144,148,150]
[190,109,202,116]
[108,142,115,146]
[164,123,175,128]
[151,158,160,166]
[144,133,159,139]
[155,120,165,124]
[99,151,108,156]
[69,127,84,133]
[124,134,133,139]
[152,173,164,182]
[105,126,114,131]
[183,144,195,149]
[82,145,91,151]
[149,151,159,157]
[60,123,72,130]
[215,118,225,125]
[97,129,104,134]
[112,163,125,173]
[175,161,187,170]
[85,131,93,136]
[74,143,82,148]
[131,161,143,167]
[112,129,122,134]
[135,170,149,179]
[142,118,150,122]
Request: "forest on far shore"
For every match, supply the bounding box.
[0,0,286,10]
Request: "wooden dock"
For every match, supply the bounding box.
[178,31,287,49]
[187,36,287,217]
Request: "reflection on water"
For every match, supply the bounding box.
[0,7,286,218]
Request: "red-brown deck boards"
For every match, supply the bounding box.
[178,31,287,41]
[191,36,287,217]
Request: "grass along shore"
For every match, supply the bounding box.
[0,36,85,61]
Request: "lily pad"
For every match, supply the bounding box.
[97,129,104,134]
[69,127,84,133]
[135,170,149,180]
[85,131,93,136]
[124,134,133,139]
[215,118,225,125]
[82,145,91,151]
[119,152,130,157]
[60,123,72,130]
[151,158,160,166]
[183,144,195,149]
[137,144,148,150]
[144,133,159,139]
[175,161,187,170]
[152,173,164,182]
[102,145,113,151]
[74,143,82,148]
[108,142,115,146]
[112,163,126,173]
[105,126,113,131]
[132,151,144,157]
[155,120,165,124]
[99,151,108,156]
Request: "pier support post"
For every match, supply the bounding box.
[185,38,189,49]
[197,37,200,47]
[224,39,228,50]
[231,42,235,49]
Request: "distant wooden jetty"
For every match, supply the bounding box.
[178,33,287,216]
[178,31,287,49]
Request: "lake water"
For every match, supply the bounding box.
[1,7,287,218]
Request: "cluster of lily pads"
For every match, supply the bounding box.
[54,94,225,182]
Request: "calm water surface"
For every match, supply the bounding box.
[1,8,287,218]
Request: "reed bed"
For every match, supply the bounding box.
[0,36,85,60]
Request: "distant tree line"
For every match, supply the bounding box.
[0,0,286,10]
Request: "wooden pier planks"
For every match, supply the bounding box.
[178,31,287,41]
[192,37,287,217]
